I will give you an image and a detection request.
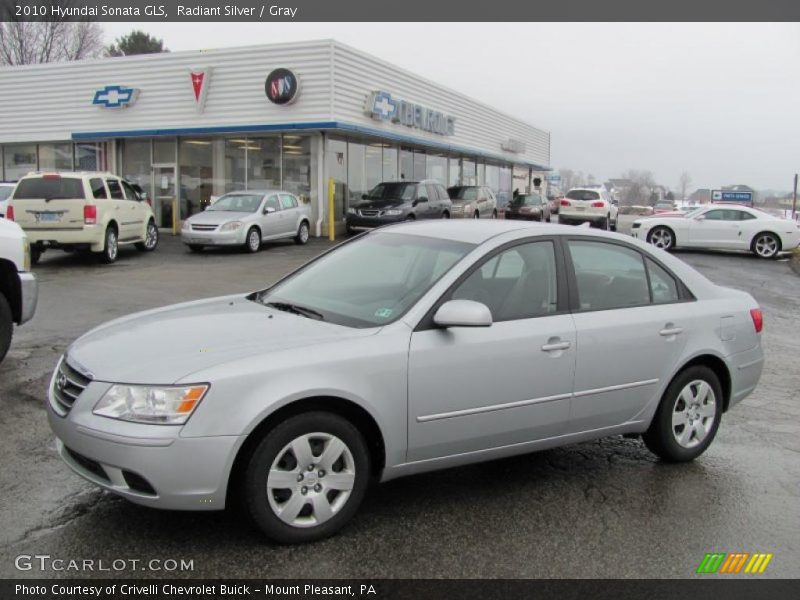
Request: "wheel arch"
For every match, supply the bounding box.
[749,230,782,252]
[672,353,732,412]
[225,395,387,505]
[648,223,677,246]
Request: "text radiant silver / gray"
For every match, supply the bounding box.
[47,220,764,543]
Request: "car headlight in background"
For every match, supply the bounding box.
[93,384,209,425]
[220,221,243,232]
[463,204,472,212]
[385,209,403,216]
[181,220,191,230]
[347,207,357,215]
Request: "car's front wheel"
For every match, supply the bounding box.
[295,221,310,245]
[642,366,723,462]
[245,227,261,253]
[647,226,675,251]
[244,411,370,544]
[0,293,12,363]
[135,220,159,251]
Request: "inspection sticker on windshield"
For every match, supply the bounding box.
[375,308,393,319]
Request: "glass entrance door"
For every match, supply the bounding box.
[152,164,177,231]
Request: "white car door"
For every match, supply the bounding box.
[407,239,576,462]
[689,208,745,249]
[565,238,690,433]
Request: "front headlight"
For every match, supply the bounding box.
[220,221,243,232]
[385,209,403,216]
[347,207,357,215]
[93,384,209,425]
[181,220,191,230]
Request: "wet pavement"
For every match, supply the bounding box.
[1,222,798,579]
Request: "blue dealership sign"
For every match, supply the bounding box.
[92,85,139,109]
[712,189,753,203]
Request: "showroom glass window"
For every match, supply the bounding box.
[38,143,73,171]
[477,162,486,186]
[282,135,312,203]
[348,142,367,205]
[382,146,398,182]
[179,139,213,218]
[4,143,37,180]
[75,142,108,171]
[451,241,558,322]
[427,154,448,185]
[224,138,247,192]
[152,139,176,165]
[448,158,460,186]
[413,151,426,181]
[120,139,151,199]
[462,159,476,185]
[326,137,348,219]
[247,136,281,190]
[498,166,513,208]
[399,148,414,181]
[365,143,383,190]
[568,241,650,311]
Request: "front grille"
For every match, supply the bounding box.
[358,209,381,217]
[52,357,91,415]
[191,224,218,231]
[65,446,109,483]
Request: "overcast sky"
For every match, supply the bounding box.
[104,22,800,193]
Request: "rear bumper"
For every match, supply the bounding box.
[18,272,37,325]
[726,345,764,409]
[560,210,607,222]
[25,226,104,247]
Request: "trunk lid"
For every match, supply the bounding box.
[9,175,87,231]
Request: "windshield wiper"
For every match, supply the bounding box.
[265,301,325,321]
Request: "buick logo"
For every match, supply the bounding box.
[265,68,299,105]
[56,372,68,392]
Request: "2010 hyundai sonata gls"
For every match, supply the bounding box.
[48,221,764,543]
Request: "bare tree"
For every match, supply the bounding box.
[621,169,657,205]
[678,171,692,201]
[0,15,104,66]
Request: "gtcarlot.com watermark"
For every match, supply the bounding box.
[15,554,194,573]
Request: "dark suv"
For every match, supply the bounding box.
[346,180,452,234]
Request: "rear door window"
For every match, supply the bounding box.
[90,178,107,199]
[568,240,650,310]
[566,190,600,201]
[121,180,140,201]
[12,177,84,200]
[106,179,125,200]
[279,194,298,209]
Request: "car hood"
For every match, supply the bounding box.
[66,295,374,384]
[185,211,256,225]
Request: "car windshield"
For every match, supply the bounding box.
[207,194,264,212]
[566,190,600,201]
[684,207,707,218]
[447,186,478,200]
[0,186,13,201]
[256,232,474,328]
[364,183,417,201]
[511,194,542,206]
[12,177,84,200]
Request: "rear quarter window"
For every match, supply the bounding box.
[12,177,84,200]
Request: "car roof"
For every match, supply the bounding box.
[222,189,288,196]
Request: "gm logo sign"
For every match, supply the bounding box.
[697,552,773,574]
[92,85,139,109]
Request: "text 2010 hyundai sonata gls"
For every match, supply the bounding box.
[47,221,764,543]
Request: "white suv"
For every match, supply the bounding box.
[6,172,159,264]
[559,187,618,230]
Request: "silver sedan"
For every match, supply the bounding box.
[47,221,764,543]
[181,190,312,253]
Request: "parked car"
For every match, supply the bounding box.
[181,191,311,253]
[346,180,451,234]
[6,172,158,264]
[632,203,800,259]
[505,192,551,222]
[446,185,497,219]
[0,182,14,218]
[547,194,562,215]
[654,202,676,214]
[47,220,763,543]
[559,187,619,230]
[0,218,37,362]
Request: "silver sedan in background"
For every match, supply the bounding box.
[48,221,763,543]
[181,190,312,253]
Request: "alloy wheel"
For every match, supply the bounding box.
[754,234,778,258]
[248,229,260,252]
[266,433,356,528]
[145,223,158,249]
[106,230,118,261]
[649,227,673,250]
[671,380,717,449]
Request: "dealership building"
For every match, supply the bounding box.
[0,40,551,235]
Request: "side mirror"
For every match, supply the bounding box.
[264,206,276,214]
[433,300,492,328]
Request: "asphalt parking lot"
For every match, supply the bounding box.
[1,217,798,578]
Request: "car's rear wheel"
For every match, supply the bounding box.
[647,226,675,250]
[751,232,780,259]
[442,211,450,219]
[0,293,12,363]
[245,227,261,253]
[642,366,722,462]
[243,411,370,544]
[492,210,498,219]
[295,221,310,245]
[98,226,118,264]
[135,220,159,251]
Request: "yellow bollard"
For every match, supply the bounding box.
[172,198,178,236]
[328,177,336,241]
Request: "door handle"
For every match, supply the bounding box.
[541,341,571,352]
[659,327,683,337]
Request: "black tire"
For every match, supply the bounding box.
[647,226,675,251]
[135,220,159,251]
[30,245,42,266]
[405,215,416,222]
[188,244,204,253]
[243,411,370,544]
[492,210,498,219]
[294,221,310,245]
[442,211,450,219]
[0,293,12,363]
[245,227,261,253]
[473,211,480,219]
[610,218,618,232]
[546,215,551,223]
[642,365,723,462]
[98,226,118,264]
[346,226,357,237]
[751,232,781,259]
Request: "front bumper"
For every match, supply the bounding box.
[18,272,37,325]
[180,228,245,246]
[47,374,240,511]
[346,214,407,230]
[505,212,542,221]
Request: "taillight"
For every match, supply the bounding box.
[591,201,605,208]
[560,199,571,207]
[84,205,97,225]
[6,205,14,221]
[750,308,763,333]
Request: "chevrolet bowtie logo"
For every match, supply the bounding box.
[368,91,397,120]
[92,85,139,108]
